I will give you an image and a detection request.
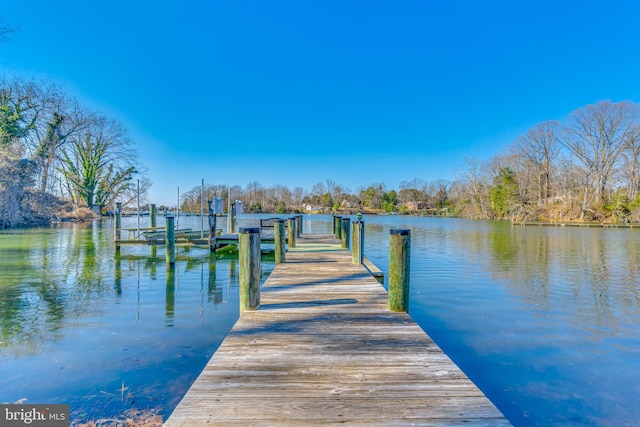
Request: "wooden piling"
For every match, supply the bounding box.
[274,219,286,264]
[287,217,296,248]
[239,227,261,313]
[352,220,364,264]
[114,202,122,255]
[149,209,159,251]
[228,201,236,234]
[389,228,411,312]
[166,216,176,267]
[149,203,157,228]
[296,214,303,237]
[207,200,217,252]
[341,217,350,249]
[334,216,342,239]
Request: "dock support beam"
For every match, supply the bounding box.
[239,227,261,313]
[389,229,411,312]
[352,220,364,264]
[287,217,296,248]
[334,216,342,240]
[274,219,286,264]
[341,217,350,249]
[166,216,176,267]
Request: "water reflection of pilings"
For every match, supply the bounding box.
[110,249,249,325]
[166,268,176,327]
[114,255,122,295]
[208,255,222,304]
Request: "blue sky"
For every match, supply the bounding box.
[2,1,640,205]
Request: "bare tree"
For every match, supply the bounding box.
[0,17,17,43]
[292,186,305,208]
[310,182,326,197]
[458,156,489,218]
[563,101,639,218]
[512,121,562,206]
[620,125,640,201]
[58,115,137,209]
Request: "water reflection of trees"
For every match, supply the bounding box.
[462,224,640,332]
[0,223,260,357]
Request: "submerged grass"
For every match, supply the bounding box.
[70,408,162,427]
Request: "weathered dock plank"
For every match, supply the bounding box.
[165,234,510,426]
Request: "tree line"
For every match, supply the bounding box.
[0,78,145,227]
[179,100,640,223]
[178,179,452,216]
[3,73,637,226]
[462,100,640,222]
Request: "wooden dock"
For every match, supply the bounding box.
[165,233,510,426]
[515,220,640,228]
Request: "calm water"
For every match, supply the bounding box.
[1,215,639,426]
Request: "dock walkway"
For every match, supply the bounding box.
[165,234,510,426]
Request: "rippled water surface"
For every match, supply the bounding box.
[1,214,640,425]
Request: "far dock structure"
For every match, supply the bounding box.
[514,220,640,228]
[165,228,510,425]
[113,202,300,254]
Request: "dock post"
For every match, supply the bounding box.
[150,203,157,257]
[114,202,122,255]
[341,217,350,249]
[207,200,217,252]
[335,216,342,239]
[166,216,176,267]
[239,227,261,313]
[296,215,303,237]
[389,229,411,312]
[149,203,157,228]
[287,217,296,248]
[228,202,236,234]
[352,220,364,264]
[274,219,286,264]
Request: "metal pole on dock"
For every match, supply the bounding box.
[341,217,350,249]
[176,187,180,227]
[239,227,261,313]
[137,179,140,234]
[274,219,286,264]
[388,229,411,312]
[287,217,296,248]
[114,202,122,255]
[166,216,176,267]
[201,179,205,238]
[352,220,364,264]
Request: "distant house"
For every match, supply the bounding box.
[304,204,324,213]
[405,201,427,212]
[340,200,355,208]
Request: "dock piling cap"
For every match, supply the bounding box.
[239,227,260,234]
[390,229,411,235]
